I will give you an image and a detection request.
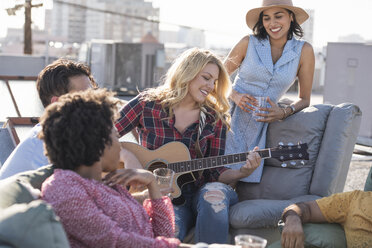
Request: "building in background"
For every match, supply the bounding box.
[80,33,165,93]
[159,27,205,48]
[0,27,68,57]
[323,42,372,146]
[312,46,326,92]
[338,34,365,43]
[50,0,87,44]
[1,0,160,58]
[49,0,159,44]
[301,9,314,44]
[159,27,205,65]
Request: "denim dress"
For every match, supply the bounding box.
[225,35,305,182]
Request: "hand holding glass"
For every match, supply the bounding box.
[153,168,175,197]
[253,96,267,120]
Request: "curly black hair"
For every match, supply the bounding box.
[253,9,304,40]
[36,59,98,107]
[38,89,120,171]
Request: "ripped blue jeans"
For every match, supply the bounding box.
[173,182,238,244]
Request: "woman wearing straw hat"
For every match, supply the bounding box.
[224,0,315,183]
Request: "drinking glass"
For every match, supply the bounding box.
[253,96,267,120]
[153,168,175,195]
[234,234,267,248]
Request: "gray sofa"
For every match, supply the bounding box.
[229,103,362,245]
[0,103,362,247]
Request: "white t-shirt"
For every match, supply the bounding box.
[0,123,49,179]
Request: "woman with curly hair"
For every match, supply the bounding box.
[39,89,180,248]
[115,48,261,244]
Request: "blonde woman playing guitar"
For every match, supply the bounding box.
[112,48,261,244]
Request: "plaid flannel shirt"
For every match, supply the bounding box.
[115,93,229,187]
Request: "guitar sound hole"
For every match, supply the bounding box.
[148,161,168,172]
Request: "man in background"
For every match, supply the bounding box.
[0,59,97,179]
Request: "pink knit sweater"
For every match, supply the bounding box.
[41,169,180,248]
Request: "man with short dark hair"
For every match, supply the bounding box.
[0,59,96,179]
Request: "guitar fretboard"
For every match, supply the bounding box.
[167,149,271,173]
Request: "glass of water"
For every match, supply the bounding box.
[253,96,267,120]
[234,234,267,248]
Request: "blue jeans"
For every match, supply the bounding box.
[173,182,238,244]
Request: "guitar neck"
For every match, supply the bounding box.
[168,149,271,173]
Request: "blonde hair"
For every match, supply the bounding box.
[143,48,232,129]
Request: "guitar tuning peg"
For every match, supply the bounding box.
[281,163,287,168]
[288,142,294,146]
[300,160,305,165]
[278,142,284,146]
[290,161,296,166]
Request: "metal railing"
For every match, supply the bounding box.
[1,75,38,117]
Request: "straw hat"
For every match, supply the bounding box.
[246,0,309,30]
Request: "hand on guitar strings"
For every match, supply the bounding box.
[239,146,262,177]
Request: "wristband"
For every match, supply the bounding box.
[281,209,301,223]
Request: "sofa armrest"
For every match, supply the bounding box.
[229,195,320,229]
[0,200,70,248]
[0,165,54,209]
[310,103,361,196]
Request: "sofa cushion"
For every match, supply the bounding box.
[0,200,70,248]
[301,223,346,248]
[229,195,320,229]
[237,105,332,201]
[266,105,332,168]
[236,166,313,201]
[0,165,54,209]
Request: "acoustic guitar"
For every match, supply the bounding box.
[121,141,309,205]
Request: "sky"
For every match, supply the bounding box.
[1,0,372,50]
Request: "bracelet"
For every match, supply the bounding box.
[281,209,301,223]
[289,105,296,114]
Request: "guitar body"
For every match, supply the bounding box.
[121,141,196,205]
